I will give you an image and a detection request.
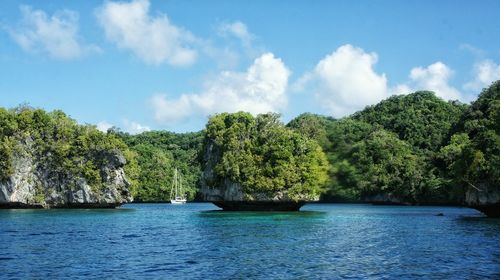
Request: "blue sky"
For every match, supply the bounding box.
[1,0,499,133]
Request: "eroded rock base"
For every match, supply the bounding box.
[213,201,306,211]
[0,202,123,209]
[473,204,500,218]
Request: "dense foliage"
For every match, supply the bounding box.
[288,90,481,204]
[0,105,138,195]
[2,81,497,204]
[438,81,500,190]
[203,112,329,201]
[352,91,467,151]
[116,130,203,201]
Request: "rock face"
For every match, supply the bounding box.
[0,140,132,208]
[465,183,500,218]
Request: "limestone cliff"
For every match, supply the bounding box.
[0,139,132,208]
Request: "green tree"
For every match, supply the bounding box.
[117,130,203,201]
[0,105,138,195]
[203,112,329,201]
[442,80,500,190]
[353,91,467,151]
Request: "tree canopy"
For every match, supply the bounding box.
[287,89,492,204]
[202,112,329,201]
[439,81,500,190]
[1,80,498,205]
[0,105,138,196]
[116,130,203,201]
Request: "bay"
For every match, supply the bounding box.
[1,203,499,279]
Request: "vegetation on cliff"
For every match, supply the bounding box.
[201,112,329,201]
[288,84,499,206]
[0,105,138,204]
[438,81,500,192]
[288,92,469,203]
[1,81,498,207]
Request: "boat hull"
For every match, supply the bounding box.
[170,200,187,204]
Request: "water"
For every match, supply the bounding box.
[1,203,499,279]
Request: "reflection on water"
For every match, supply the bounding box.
[1,203,498,279]
[198,209,326,218]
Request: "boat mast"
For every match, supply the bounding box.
[179,173,182,198]
[170,168,178,200]
[174,168,178,198]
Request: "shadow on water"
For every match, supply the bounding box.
[458,216,500,223]
[198,210,326,220]
[0,207,135,217]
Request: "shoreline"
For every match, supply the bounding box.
[2,201,497,217]
[0,201,471,209]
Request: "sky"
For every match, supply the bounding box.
[1,0,499,133]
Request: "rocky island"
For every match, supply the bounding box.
[0,107,133,208]
[0,81,498,216]
[457,81,500,217]
[200,112,329,211]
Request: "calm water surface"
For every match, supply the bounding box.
[1,203,499,279]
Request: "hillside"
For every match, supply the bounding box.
[1,82,498,215]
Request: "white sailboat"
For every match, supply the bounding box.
[170,168,187,204]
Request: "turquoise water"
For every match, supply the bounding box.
[1,203,499,279]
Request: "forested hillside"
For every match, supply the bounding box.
[1,81,498,208]
[288,92,468,204]
[115,130,203,201]
[438,81,500,206]
[288,82,499,206]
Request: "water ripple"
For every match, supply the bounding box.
[0,203,498,279]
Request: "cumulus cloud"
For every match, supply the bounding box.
[299,44,390,117]
[463,60,500,92]
[151,52,290,124]
[96,0,196,66]
[96,121,113,132]
[405,62,462,100]
[8,5,100,60]
[123,119,151,134]
[294,44,472,117]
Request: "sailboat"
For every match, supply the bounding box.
[170,168,187,204]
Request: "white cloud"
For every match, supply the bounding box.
[459,44,486,57]
[151,52,290,124]
[390,84,412,95]
[96,0,197,66]
[406,62,462,100]
[463,60,500,92]
[150,94,193,124]
[290,72,313,93]
[302,44,390,117]
[218,21,253,48]
[123,119,151,134]
[208,21,261,69]
[96,121,113,132]
[9,5,100,60]
[294,45,471,117]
